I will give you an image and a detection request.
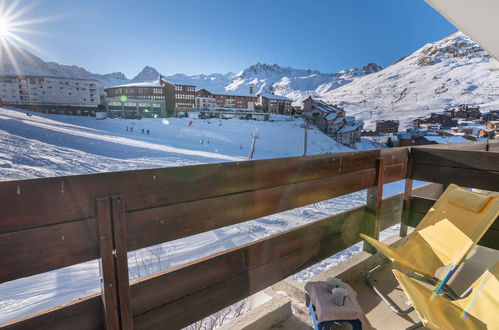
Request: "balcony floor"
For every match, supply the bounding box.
[268,244,499,330]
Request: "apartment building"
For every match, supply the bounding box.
[256,93,292,114]
[0,75,101,115]
[375,120,400,134]
[104,80,166,118]
[195,89,256,110]
[105,77,196,117]
[301,97,345,131]
[161,77,196,117]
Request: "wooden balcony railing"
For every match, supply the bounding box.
[1,139,498,330]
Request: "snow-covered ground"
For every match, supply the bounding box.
[0,107,408,324]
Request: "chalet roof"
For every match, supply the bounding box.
[112,80,163,88]
[312,99,329,106]
[345,116,356,123]
[375,119,400,123]
[199,89,255,98]
[325,112,338,121]
[333,117,345,124]
[258,93,291,101]
[337,125,360,133]
[161,78,196,87]
[423,136,469,144]
[315,106,331,113]
[337,120,364,133]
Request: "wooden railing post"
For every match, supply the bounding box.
[97,197,121,330]
[363,158,384,253]
[400,151,413,237]
[97,196,133,330]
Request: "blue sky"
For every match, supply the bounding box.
[6,0,456,78]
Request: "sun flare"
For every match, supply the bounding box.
[0,15,12,40]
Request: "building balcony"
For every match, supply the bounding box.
[0,140,498,329]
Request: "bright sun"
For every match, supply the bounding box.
[0,16,12,39]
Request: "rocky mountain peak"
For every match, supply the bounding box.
[132,66,160,82]
[411,31,488,66]
[362,63,382,74]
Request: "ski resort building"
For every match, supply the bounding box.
[256,93,292,114]
[375,120,400,134]
[195,89,256,111]
[335,119,364,148]
[104,77,196,118]
[161,77,196,117]
[301,97,363,148]
[104,80,166,118]
[302,96,345,131]
[0,75,101,115]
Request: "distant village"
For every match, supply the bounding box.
[0,74,497,149]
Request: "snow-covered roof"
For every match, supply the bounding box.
[333,117,345,124]
[258,93,291,101]
[345,116,355,123]
[325,112,338,121]
[337,120,363,133]
[375,119,400,123]
[354,120,364,127]
[199,89,255,97]
[398,132,412,139]
[162,78,196,86]
[423,136,469,144]
[337,125,360,133]
[315,106,331,113]
[111,80,163,88]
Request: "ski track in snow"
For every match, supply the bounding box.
[0,107,405,323]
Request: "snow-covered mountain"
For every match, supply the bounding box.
[2,31,497,129]
[0,45,381,95]
[225,62,382,100]
[0,47,129,86]
[321,32,499,128]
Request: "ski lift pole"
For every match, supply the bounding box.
[248,128,259,160]
[301,119,310,156]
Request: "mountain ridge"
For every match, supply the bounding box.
[1,31,497,129]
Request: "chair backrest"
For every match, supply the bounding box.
[414,184,499,267]
[393,261,499,329]
[456,261,499,325]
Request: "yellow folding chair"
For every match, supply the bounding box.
[393,261,499,330]
[360,184,499,315]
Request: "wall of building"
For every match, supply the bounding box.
[0,76,101,110]
[164,82,195,117]
[105,97,165,118]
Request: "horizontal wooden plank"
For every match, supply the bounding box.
[125,168,377,251]
[1,150,388,234]
[411,183,443,199]
[381,147,409,165]
[129,206,367,317]
[383,163,407,184]
[379,193,404,231]
[413,141,488,151]
[1,294,103,330]
[0,163,406,284]
[0,218,99,284]
[131,210,367,329]
[412,148,499,172]
[487,139,499,152]
[411,196,436,215]
[2,206,367,329]
[412,164,499,192]
[134,234,350,330]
